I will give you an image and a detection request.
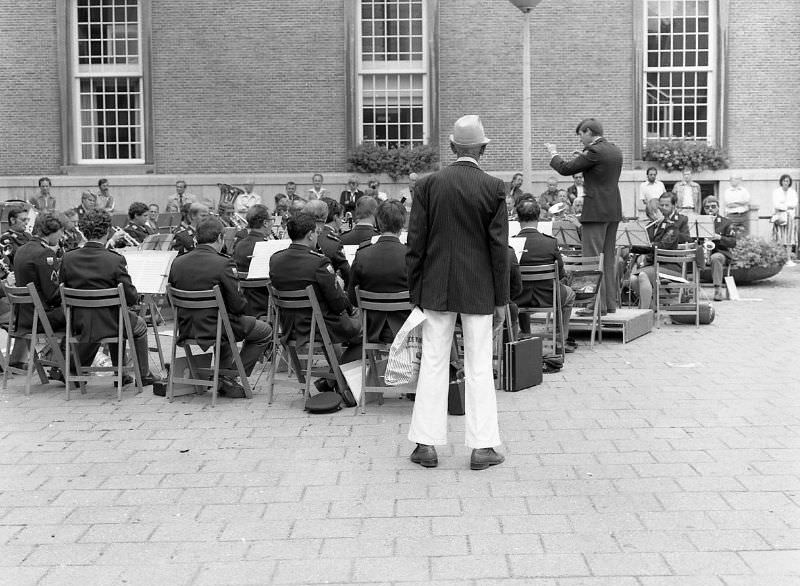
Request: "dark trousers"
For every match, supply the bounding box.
[73,312,150,378]
[220,315,272,376]
[581,221,619,312]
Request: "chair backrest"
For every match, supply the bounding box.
[1,283,33,307]
[355,288,412,312]
[519,262,558,283]
[654,247,697,265]
[60,284,124,309]
[563,253,603,273]
[239,276,270,289]
[141,233,175,251]
[267,284,313,310]
[166,285,220,310]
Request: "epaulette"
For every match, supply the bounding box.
[543,233,556,240]
[325,232,341,242]
[358,240,373,249]
[309,249,326,257]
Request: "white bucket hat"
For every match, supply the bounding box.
[449,115,491,147]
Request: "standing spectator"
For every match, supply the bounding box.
[29,177,57,212]
[507,173,524,204]
[770,174,797,266]
[307,173,330,201]
[638,167,666,213]
[721,175,751,235]
[399,172,418,209]
[365,177,388,201]
[75,191,97,222]
[339,176,364,216]
[234,179,261,212]
[674,168,701,213]
[93,178,115,212]
[546,117,623,315]
[565,173,585,204]
[165,180,210,212]
[406,114,508,471]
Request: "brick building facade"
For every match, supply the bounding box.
[0,0,798,216]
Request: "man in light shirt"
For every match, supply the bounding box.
[638,167,666,214]
[235,179,262,212]
[674,169,701,213]
[721,175,751,235]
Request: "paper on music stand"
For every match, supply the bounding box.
[343,245,359,266]
[536,221,553,237]
[399,231,408,244]
[119,249,178,294]
[552,220,581,247]
[246,240,291,279]
[509,237,526,262]
[622,221,651,246]
[694,216,716,239]
[508,220,521,237]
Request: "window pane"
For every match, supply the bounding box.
[77,0,139,66]
[361,73,424,148]
[360,0,424,63]
[78,76,143,160]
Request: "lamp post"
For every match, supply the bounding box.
[508,0,542,194]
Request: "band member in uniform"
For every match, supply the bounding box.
[347,200,410,343]
[269,213,362,366]
[169,218,272,398]
[59,209,87,253]
[339,196,379,245]
[60,210,162,387]
[0,206,32,269]
[75,192,97,222]
[700,196,737,301]
[233,204,274,318]
[511,199,576,353]
[629,191,691,309]
[172,203,209,256]
[314,198,350,287]
[123,202,154,244]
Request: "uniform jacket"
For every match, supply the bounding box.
[347,235,409,343]
[172,225,196,256]
[640,211,692,273]
[168,244,249,344]
[269,243,353,344]
[406,160,509,314]
[550,137,623,223]
[710,214,737,261]
[512,227,564,309]
[232,230,272,318]
[317,225,350,285]
[13,238,62,329]
[123,221,152,244]
[59,242,139,342]
[339,223,379,246]
[0,229,32,268]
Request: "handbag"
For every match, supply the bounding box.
[385,307,426,386]
[770,211,788,226]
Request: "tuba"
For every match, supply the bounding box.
[217,183,245,208]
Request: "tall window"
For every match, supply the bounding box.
[644,0,716,143]
[358,0,428,148]
[72,0,144,163]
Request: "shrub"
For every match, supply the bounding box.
[643,140,729,172]
[731,235,788,269]
[347,143,439,181]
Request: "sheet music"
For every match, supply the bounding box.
[694,216,716,239]
[509,237,526,262]
[343,245,359,266]
[508,221,521,237]
[370,232,408,245]
[119,249,178,295]
[537,221,553,237]
[246,240,291,279]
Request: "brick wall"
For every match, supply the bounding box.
[726,0,800,168]
[0,0,62,175]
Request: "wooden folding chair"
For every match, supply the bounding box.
[354,288,413,414]
[265,284,347,405]
[518,263,565,361]
[655,246,701,327]
[1,283,70,396]
[165,285,252,406]
[238,275,273,321]
[60,284,143,400]
[563,253,604,346]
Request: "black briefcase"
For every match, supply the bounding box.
[503,337,543,392]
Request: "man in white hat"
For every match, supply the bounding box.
[406,115,508,471]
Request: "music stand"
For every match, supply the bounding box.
[616,221,651,247]
[694,216,716,239]
[552,220,581,248]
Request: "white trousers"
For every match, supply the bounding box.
[408,310,501,449]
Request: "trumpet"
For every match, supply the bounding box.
[107,225,141,248]
[233,213,248,230]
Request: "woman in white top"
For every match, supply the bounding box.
[771,174,797,265]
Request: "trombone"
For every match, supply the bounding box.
[106,225,141,249]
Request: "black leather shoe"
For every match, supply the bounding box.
[470,447,505,471]
[140,373,165,387]
[120,374,134,386]
[152,381,166,397]
[410,444,438,468]
[218,377,246,398]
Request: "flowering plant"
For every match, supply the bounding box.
[643,141,729,172]
[347,143,438,181]
[731,236,788,269]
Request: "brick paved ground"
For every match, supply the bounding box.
[1,266,798,585]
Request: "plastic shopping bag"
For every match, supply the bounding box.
[384,307,426,386]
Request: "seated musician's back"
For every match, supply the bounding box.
[347,200,409,343]
[339,196,379,246]
[232,204,274,318]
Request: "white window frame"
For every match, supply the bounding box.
[70,0,145,164]
[356,0,429,147]
[643,0,717,144]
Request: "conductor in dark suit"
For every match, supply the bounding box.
[347,200,410,343]
[59,210,160,387]
[169,217,272,398]
[406,115,508,471]
[546,118,622,314]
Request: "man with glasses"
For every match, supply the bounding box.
[339,177,364,217]
[701,196,737,301]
